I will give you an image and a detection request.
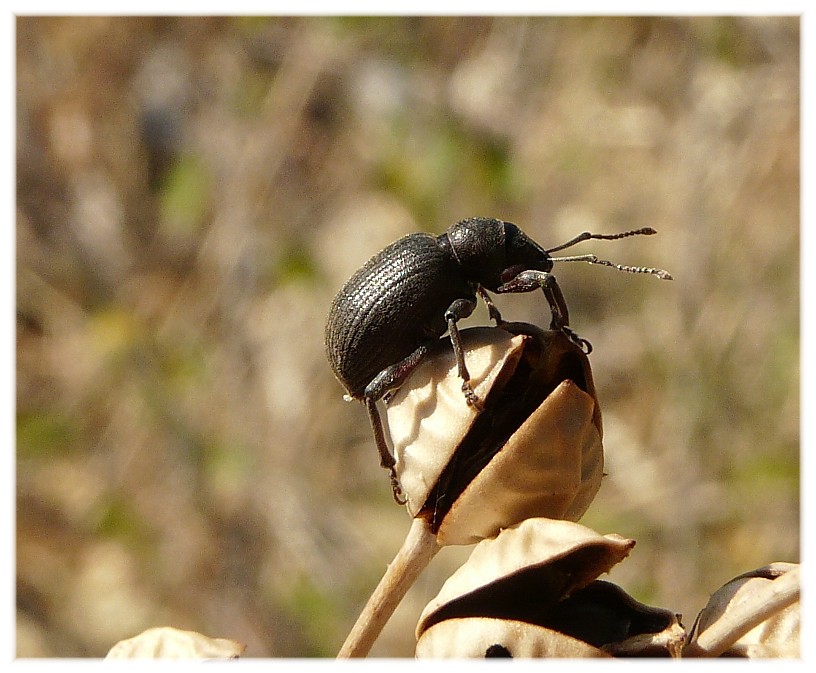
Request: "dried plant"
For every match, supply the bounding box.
[16,16,798,657]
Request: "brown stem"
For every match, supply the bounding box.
[337,516,440,658]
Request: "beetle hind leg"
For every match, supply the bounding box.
[362,344,432,504]
[364,396,407,504]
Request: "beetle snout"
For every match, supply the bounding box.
[499,265,527,284]
[499,257,553,286]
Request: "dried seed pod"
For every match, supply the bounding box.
[386,326,528,516]
[685,563,800,658]
[385,323,603,545]
[417,617,612,658]
[415,518,684,658]
[106,627,245,659]
[416,517,635,637]
[416,582,685,658]
[339,326,604,658]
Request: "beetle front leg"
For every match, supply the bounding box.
[444,297,483,410]
[496,270,592,353]
[541,276,570,330]
[544,279,592,353]
[495,269,562,325]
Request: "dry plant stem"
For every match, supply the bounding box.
[337,516,440,658]
[683,565,801,658]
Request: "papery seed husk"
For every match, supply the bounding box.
[686,562,800,658]
[417,517,635,638]
[387,325,603,542]
[415,581,685,658]
[106,627,245,659]
[415,617,611,658]
[387,327,528,516]
[437,377,603,545]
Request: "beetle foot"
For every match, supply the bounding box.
[560,325,593,354]
[486,304,504,326]
[490,312,505,327]
[462,381,484,411]
[389,467,407,505]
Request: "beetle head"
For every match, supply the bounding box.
[447,218,552,290]
[499,221,554,286]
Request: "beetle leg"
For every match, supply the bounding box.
[496,269,561,326]
[444,298,483,410]
[496,270,592,354]
[364,345,432,503]
[476,285,504,325]
[541,276,570,329]
[363,397,406,504]
[543,280,593,353]
[366,344,432,403]
[495,268,553,294]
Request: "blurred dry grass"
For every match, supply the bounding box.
[16,16,799,657]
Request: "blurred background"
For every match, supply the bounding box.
[16,16,799,657]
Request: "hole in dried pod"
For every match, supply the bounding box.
[484,644,512,657]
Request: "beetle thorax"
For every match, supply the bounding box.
[445,217,508,287]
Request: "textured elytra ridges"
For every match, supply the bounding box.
[325,232,470,396]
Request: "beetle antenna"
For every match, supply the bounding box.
[546,227,658,254]
[550,253,673,280]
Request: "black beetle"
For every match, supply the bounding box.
[325,217,671,502]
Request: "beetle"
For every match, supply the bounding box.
[325,217,671,502]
